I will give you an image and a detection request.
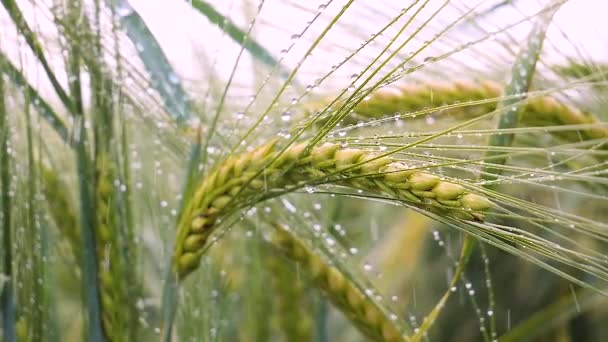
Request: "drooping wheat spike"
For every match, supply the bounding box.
[266,249,313,341]
[271,224,409,342]
[95,154,131,341]
[174,140,493,279]
[41,166,81,263]
[316,80,608,142]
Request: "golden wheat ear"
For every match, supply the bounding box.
[309,79,608,143]
[173,140,493,279]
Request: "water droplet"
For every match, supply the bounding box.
[168,72,180,84]
[281,198,297,213]
[116,2,134,17]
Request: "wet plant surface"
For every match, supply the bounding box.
[1,0,608,341]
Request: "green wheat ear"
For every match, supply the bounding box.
[173,140,493,279]
[270,223,409,342]
[310,79,608,142]
[266,249,313,341]
[94,154,132,342]
[41,166,81,262]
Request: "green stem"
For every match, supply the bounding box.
[0,54,16,342]
[411,235,474,342]
[66,23,104,341]
[160,271,179,342]
[24,82,44,341]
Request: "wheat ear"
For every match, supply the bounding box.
[328,80,607,141]
[271,224,409,342]
[41,167,81,262]
[267,250,313,341]
[174,140,492,279]
[95,154,130,341]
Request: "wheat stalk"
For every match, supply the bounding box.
[95,154,131,342]
[173,140,493,279]
[317,80,607,142]
[270,223,409,342]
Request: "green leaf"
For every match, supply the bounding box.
[484,1,562,176]
[106,0,193,124]
[0,57,16,342]
[0,52,71,146]
[188,0,289,77]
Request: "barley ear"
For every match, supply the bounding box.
[266,250,313,341]
[41,166,81,263]
[94,154,133,342]
[173,141,493,279]
[270,224,409,342]
[314,79,607,144]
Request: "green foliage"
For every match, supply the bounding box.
[1,1,608,341]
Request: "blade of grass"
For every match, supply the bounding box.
[483,3,559,179]
[189,0,289,78]
[105,0,193,124]
[0,54,17,342]
[0,0,74,113]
